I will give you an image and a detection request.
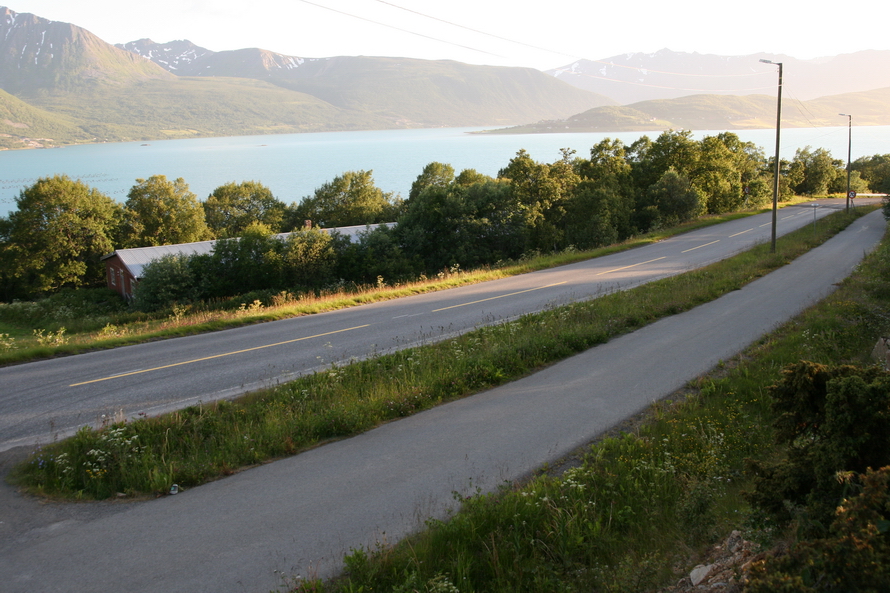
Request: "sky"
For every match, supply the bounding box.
[10,0,890,71]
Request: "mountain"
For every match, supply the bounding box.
[548,49,890,105]
[115,39,615,127]
[491,87,890,134]
[0,6,614,149]
[0,6,172,96]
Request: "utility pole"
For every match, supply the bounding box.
[839,113,852,212]
[760,59,783,253]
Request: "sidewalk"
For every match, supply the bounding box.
[0,210,885,593]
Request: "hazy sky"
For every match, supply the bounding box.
[11,0,890,70]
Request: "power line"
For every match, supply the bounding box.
[371,0,579,61]
[297,0,505,58]
[374,0,774,81]
[300,0,790,92]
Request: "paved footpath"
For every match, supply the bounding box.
[0,210,885,593]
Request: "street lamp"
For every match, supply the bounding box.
[760,59,782,252]
[839,113,852,211]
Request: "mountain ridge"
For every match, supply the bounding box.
[547,48,890,104]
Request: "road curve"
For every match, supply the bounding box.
[0,201,854,451]
[0,209,884,593]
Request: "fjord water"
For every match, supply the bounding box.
[2,125,888,215]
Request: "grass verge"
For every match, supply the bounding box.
[9,206,873,503]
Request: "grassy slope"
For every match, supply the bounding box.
[24,76,387,142]
[0,88,92,148]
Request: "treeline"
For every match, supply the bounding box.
[1,130,888,309]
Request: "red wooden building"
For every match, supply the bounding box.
[101,223,393,299]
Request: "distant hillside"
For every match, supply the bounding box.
[0,88,94,149]
[117,40,614,127]
[490,87,890,134]
[548,49,890,105]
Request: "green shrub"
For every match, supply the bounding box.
[746,466,890,593]
[746,362,890,535]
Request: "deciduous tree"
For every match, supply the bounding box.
[120,175,210,247]
[409,162,455,201]
[1,175,121,297]
[204,181,285,237]
[294,170,402,227]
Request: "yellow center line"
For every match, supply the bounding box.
[681,240,720,253]
[595,256,666,275]
[729,228,754,238]
[432,282,568,312]
[69,325,370,387]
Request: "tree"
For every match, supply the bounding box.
[397,178,524,272]
[120,175,210,247]
[746,362,890,533]
[294,170,402,227]
[201,222,281,297]
[203,181,285,238]
[1,175,121,297]
[454,169,492,187]
[409,162,455,201]
[631,130,700,191]
[789,147,844,196]
[334,224,418,286]
[562,183,624,249]
[647,169,703,224]
[276,228,337,290]
[852,154,890,194]
[692,133,766,213]
[568,138,636,242]
[131,253,197,312]
[579,138,633,186]
[498,149,580,252]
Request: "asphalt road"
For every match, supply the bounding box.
[0,208,884,593]
[0,201,856,451]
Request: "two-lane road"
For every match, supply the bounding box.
[0,202,852,450]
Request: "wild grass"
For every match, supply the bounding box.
[282,215,890,592]
[10,206,872,504]
[0,209,759,366]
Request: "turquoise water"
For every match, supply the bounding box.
[2,125,887,215]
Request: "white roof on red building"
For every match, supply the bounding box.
[101,223,394,280]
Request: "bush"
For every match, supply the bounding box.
[746,361,890,534]
[132,254,197,312]
[0,287,127,327]
[746,466,890,592]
